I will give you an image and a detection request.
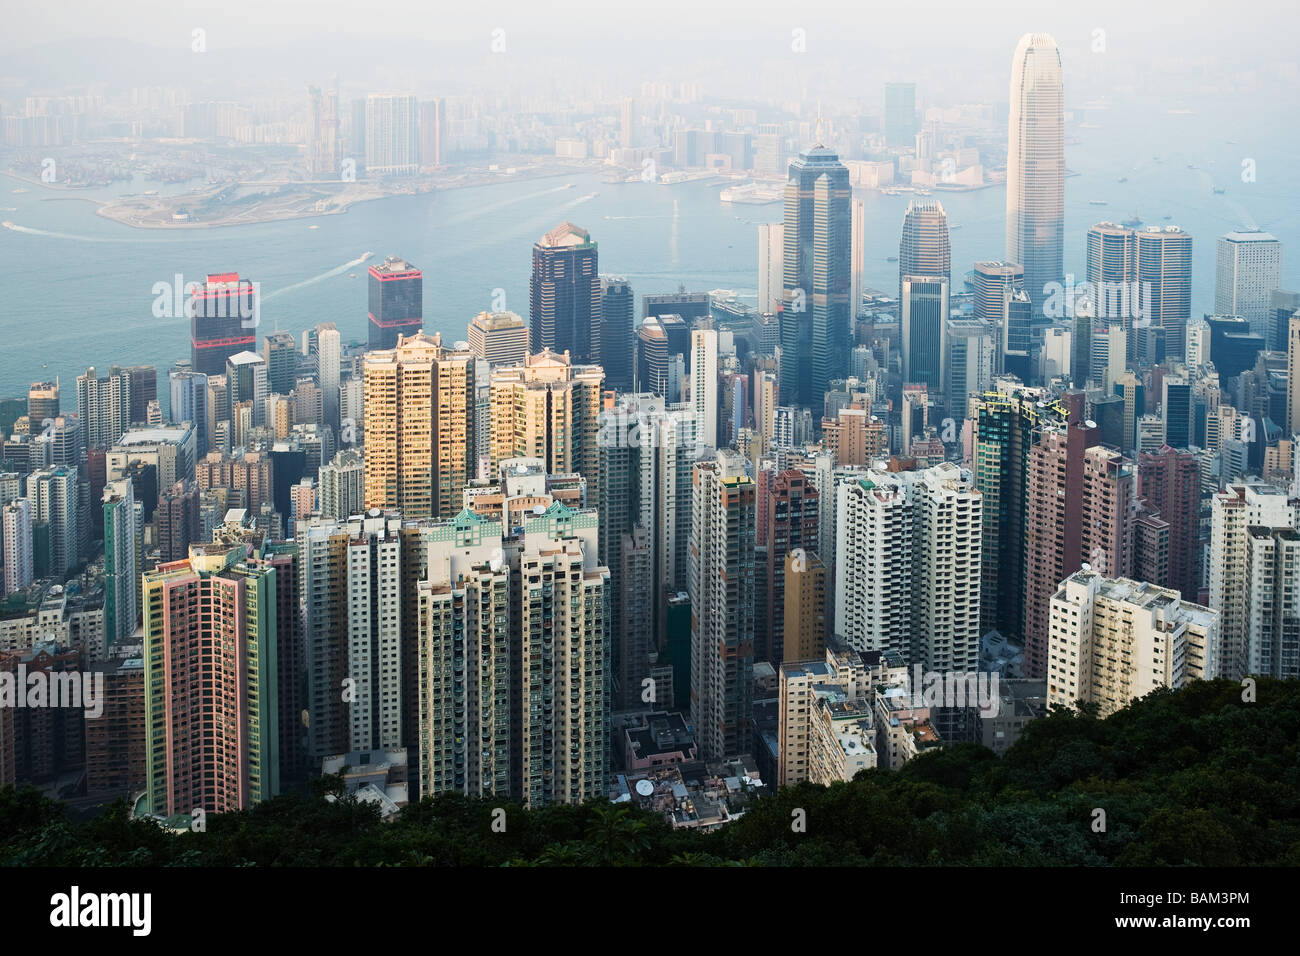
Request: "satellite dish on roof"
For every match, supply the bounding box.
[533,504,545,515]
[635,779,654,797]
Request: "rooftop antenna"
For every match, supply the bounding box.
[815,99,824,145]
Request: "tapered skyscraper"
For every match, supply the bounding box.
[1005,33,1065,314]
[898,199,951,303]
[779,140,851,408]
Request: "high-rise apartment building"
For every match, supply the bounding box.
[142,541,279,815]
[318,449,365,520]
[1048,570,1218,716]
[1,498,33,596]
[758,222,785,315]
[26,466,80,576]
[363,331,476,520]
[690,449,756,760]
[530,222,601,365]
[759,469,819,665]
[1022,422,1136,678]
[834,463,982,672]
[102,479,139,647]
[76,365,130,450]
[1005,33,1065,312]
[691,328,718,450]
[1138,446,1202,602]
[488,349,604,501]
[364,93,419,176]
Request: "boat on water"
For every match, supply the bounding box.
[12,188,28,194]
[1089,199,1108,205]
[1163,215,1173,220]
[1117,177,1128,183]
[1212,187,1226,194]
[886,256,899,263]
[1122,215,1142,228]
[563,183,575,189]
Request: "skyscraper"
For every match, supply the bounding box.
[102,478,139,647]
[315,323,341,432]
[191,273,257,377]
[364,93,419,176]
[363,331,475,520]
[26,466,79,576]
[1,498,33,596]
[318,449,365,520]
[76,365,130,450]
[488,349,604,500]
[467,311,530,368]
[851,199,865,319]
[690,449,756,760]
[419,97,442,167]
[142,540,279,815]
[1215,231,1283,342]
[780,140,851,408]
[368,256,423,352]
[901,275,950,395]
[1136,226,1193,358]
[1138,446,1202,602]
[26,381,60,436]
[1022,421,1135,678]
[1005,33,1065,311]
[306,83,339,177]
[599,278,635,393]
[758,223,785,314]
[263,332,297,397]
[759,469,818,665]
[530,222,601,365]
[884,82,917,147]
[691,328,718,450]
[898,199,951,303]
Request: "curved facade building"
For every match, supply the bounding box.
[899,199,951,304]
[1005,33,1065,315]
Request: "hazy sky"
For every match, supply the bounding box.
[4,0,1297,104]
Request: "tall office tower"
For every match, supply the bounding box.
[306,83,339,177]
[1162,375,1192,448]
[419,97,442,167]
[262,332,297,396]
[530,222,601,365]
[783,550,828,662]
[759,469,819,665]
[225,352,268,429]
[884,82,917,147]
[972,261,1025,327]
[851,199,865,318]
[643,292,710,324]
[947,318,995,418]
[142,541,278,815]
[636,317,670,396]
[1271,290,1300,354]
[1022,422,1136,678]
[1086,221,1137,291]
[27,466,79,576]
[156,480,200,564]
[76,365,130,449]
[1,498,33,596]
[971,389,1064,637]
[368,256,423,351]
[901,276,950,394]
[124,366,156,425]
[315,323,341,432]
[758,223,785,314]
[690,449,756,760]
[169,367,209,455]
[26,380,60,435]
[1137,226,1193,357]
[1209,483,1299,680]
[364,92,419,176]
[1113,370,1143,454]
[1289,313,1300,435]
[191,273,257,376]
[691,328,719,449]
[102,479,138,647]
[363,331,475,520]
[1216,231,1282,341]
[1001,287,1035,383]
[780,140,851,408]
[1138,447,1201,601]
[488,350,604,498]
[1005,33,1065,312]
[1048,570,1218,716]
[898,200,951,303]
[467,310,530,368]
[598,278,634,392]
[318,449,364,520]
